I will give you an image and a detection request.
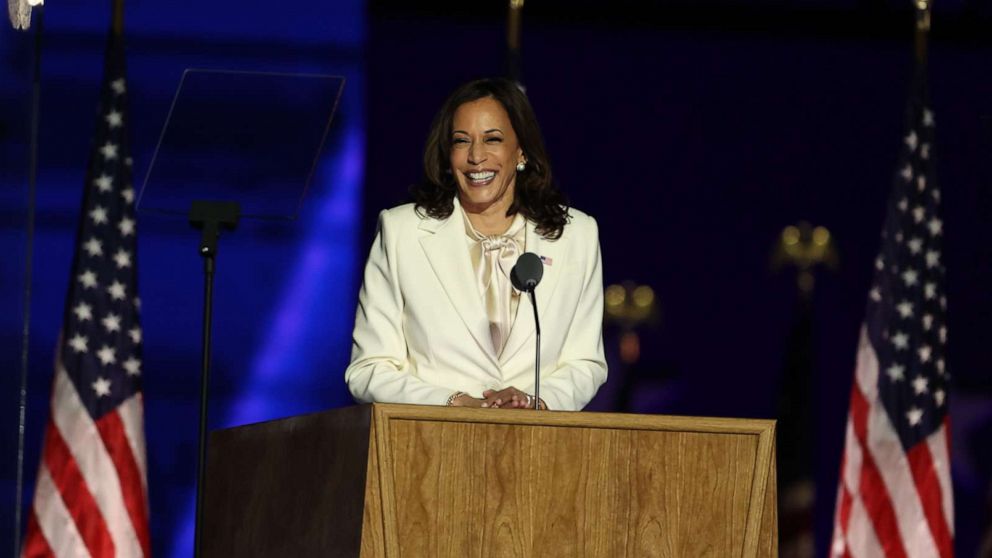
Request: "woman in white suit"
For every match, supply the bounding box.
[345,78,606,411]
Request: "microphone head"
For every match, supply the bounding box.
[511,252,544,291]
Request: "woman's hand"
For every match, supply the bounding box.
[449,393,487,408]
[482,387,546,409]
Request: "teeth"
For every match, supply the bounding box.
[468,171,495,180]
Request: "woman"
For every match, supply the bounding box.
[345,78,606,411]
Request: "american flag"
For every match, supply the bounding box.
[830,67,953,557]
[21,31,151,557]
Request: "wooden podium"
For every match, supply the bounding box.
[202,404,777,557]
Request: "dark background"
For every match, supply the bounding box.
[2,0,990,556]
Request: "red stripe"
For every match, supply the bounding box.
[21,509,55,558]
[96,410,151,557]
[43,419,116,557]
[906,440,954,558]
[839,482,854,536]
[850,386,910,558]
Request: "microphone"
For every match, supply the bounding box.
[511,253,544,410]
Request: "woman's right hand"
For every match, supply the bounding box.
[450,393,486,408]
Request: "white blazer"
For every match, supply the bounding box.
[344,200,607,411]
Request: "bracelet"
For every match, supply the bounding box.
[446,391,466,407]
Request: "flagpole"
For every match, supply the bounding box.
[915,0,931,65]
[13,5,43,556]
[112,0,124,36]
[506,0,524,84]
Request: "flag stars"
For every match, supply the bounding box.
[928,218,943,236]
[920,144,931,160]
[92,377,112,398]
[78,270,98,289]
[891,331,909,350]
[923,109,935,127]
[99,142,119,161]
[123,357,141,376]
[113,249,132,269]
[907,237,923,255]
[118,217,135,237]
[911,207,925,224]
[89,206,109,225]
[900,165,912,182]
[925,251,940,268]
[73,302,93,322]
[924,283,937,300]
[93,174,113,192]
[134,297,142,311]
[936,359,945,375]
[939,326,947,343]
[886,364,905,382]
[110,78,126,94]
[906,407,924,426]
[901,269,919,287]
[912,375,929,395]
[129,326,142,344]
[917,176,926,192]
[107,280,127,301]
[869,287,882,302]
[904,131,918,151]
[931,189,941,203]
[96,345,116,365]
[121,187,135,204]
[896,301,914,318]
[918,345,932,363]
[84,238,103,257]
[875,257,884,271]
[105,110,123,128]
[101,312,122,333]
[934,389,946,407]
[68,334,88,353]
[922,314,934,331]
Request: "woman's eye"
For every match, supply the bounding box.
[485,137,502,143]
[452,137,469,145]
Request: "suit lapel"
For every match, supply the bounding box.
[418,205,500,366]
[500,220,566,365]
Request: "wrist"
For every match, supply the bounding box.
[446,391,467,407]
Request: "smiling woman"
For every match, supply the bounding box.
[344,78,607,411]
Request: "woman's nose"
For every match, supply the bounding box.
[467,141,486,165]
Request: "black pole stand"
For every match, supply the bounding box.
[188,200,240,558]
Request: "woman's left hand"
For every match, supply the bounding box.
[482,387,545,409]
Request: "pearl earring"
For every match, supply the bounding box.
[516,161,526,172]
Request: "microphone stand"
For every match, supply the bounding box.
[528,289,540,410]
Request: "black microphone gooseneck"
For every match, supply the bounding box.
[511,253,544,410]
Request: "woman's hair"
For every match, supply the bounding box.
[411,78,569,240]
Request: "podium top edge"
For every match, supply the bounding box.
[370,403,776,436]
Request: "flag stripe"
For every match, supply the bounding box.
[50,367,143,556]
[927,421,954,534]
[847,496,886,557]
[850,384,910,558]
[906,441,953,558]
[95,408,152,556]
[42,421,114,557]
[117,394,149,494]
[24,492,65,558]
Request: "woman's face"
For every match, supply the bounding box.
[449,97,524,215]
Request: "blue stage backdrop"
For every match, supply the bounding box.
[3,0,992,556]
[0,1,364,555]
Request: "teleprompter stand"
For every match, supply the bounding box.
[188,200,240,558]
[137,69,345,557]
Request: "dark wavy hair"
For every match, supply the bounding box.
[411,78,569,240]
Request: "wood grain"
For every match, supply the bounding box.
[203,403,775,557]
[368,404,776,557]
